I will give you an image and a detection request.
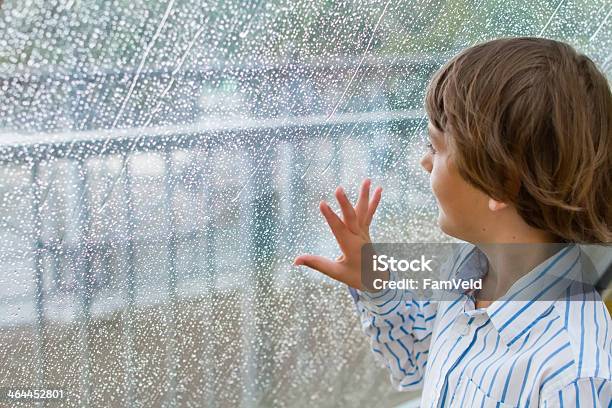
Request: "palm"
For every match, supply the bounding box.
[293,178,383,290]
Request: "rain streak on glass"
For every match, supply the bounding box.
[0,0,610,407]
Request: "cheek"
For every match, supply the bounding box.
[429,158,453,205]
[429,156,480,222]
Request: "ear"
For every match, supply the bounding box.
[488,198,508,211]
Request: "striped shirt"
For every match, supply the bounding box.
[349,243,612,407]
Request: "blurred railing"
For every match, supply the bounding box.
[2,54,611,406]
[0,57,440,407]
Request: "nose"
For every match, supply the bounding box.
[420,152,432,173]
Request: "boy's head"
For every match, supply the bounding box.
[421,37,611,244]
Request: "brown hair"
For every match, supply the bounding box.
[425,37,612,244]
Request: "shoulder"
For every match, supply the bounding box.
[546,288,612,387]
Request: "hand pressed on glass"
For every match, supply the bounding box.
[293,178,383,291]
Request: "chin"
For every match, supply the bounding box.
[436,212,452,235]
[437,212,468,241]
[438,220,454,238]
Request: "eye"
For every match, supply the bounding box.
[425,141,437,155]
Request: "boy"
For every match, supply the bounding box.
[293,37,611,407]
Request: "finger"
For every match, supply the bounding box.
[335,186,359,234]
[319,201,349,247]
[355,178,371,226]
[293,254,344,282]
[366,186,382,226]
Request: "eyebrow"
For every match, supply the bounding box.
[427,125,447,148]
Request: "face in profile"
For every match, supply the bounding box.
[420,123,492,242]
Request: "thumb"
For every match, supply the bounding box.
[293,254,343,282]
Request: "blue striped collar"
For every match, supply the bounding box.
[455,243,586,348]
